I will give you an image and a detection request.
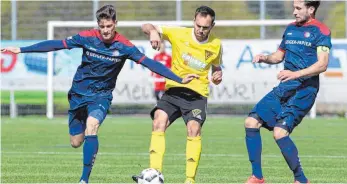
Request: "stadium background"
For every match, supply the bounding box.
[1,1,347,116]
[1,1,347,183]
[1,0,347,117]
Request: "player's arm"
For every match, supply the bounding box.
[297,46,330,77]
[127,46,198,84]
[211,45,223,85]
[211,65,222,85]
[1,40,66,54]
[253,49,285,64]
[254,32,286,64]
[141,23,162,50]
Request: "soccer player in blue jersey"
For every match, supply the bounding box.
[1,5,198,183]
[244,0,331,183]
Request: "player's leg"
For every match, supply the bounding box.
[245,90,281,183]
[149,92,181,172]
[185,120,202,184]
[68,108,87,148]
[244,115,263,182]
[181,96,207,184]
[132,90,181,183]
[79,99,110,183]
[274,88,316,183]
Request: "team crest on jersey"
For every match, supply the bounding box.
[205,50,214,60]
[112,50,120,56]
[304,32,311,38]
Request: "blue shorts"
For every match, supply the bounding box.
[68,98,111,136]
[249,85,317,133]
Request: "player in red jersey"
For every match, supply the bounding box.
[152,41,172,101]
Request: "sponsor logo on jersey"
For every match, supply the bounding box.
[182,53,206,70]
[285,40,312,47]
[86,51,121,63]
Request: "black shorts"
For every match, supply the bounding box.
[154,90,165,101]
[150,87,207,125]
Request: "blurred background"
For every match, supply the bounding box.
[1,0,347,118]
[1,2,347,183]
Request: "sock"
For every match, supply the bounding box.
[149,131,165,172]
[245,128,263,179]
[276,136,307,182]
[186,136,202,180]
[80,135,99,183]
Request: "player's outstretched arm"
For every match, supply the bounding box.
[1,40,66,54]
[1,47,21,54]
[141,24,162,50]
[140,57,199,84]
[253,50,285,64]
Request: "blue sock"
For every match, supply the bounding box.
[276,136,307,182]
[245,128,263,179]
[80,135,99,183]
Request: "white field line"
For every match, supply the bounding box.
[2,151,347,159]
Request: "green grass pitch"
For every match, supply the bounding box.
[1,116,347,183]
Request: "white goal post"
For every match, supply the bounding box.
[47,19,317,119]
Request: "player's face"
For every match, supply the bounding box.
[194,14,215,42]
[98,18,117,42]
[293,0,315,24]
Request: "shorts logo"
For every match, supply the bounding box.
[192,109,202,120]
[99,104,106,111]
[205,50,214,60]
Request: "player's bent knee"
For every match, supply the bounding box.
[244,117,261,128]
[152,118,167,132]
[152,109,169,132]
[85,116,100,136]
[70,140,83,148]
[187,120,201,137]
[273,127,289,140]
[70,136,84,148]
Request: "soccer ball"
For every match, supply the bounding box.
[137,168,164,184]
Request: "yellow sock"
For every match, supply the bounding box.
[186,136,202,180]
[149,131,165,172]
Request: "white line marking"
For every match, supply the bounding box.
[2,151,347,158]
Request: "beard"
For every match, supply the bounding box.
[296,15,311,25]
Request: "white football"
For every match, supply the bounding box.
[137,168,164,184]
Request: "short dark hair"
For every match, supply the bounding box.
[304,0,320,15]
[96,5,116,22]
[195,6,216,23]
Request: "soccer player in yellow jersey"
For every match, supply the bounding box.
[132,6,222,184]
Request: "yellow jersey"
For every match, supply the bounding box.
[159,26,222,97]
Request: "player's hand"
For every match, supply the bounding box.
[277,70,301,82]
[181,74,199,84]
[253,54,268,63]
[149,30,161,51]
[1,47,21,54]
[211,71,222,85]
